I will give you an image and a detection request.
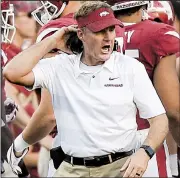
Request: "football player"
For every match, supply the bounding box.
[170,1,180,177]
[107,0,179,177]
[1,1,29,177]
[147,1,179,176]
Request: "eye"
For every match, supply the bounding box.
[27,12,32,18]
[109,26,115,32]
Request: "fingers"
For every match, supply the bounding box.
[12,166,22,175]
[61,25,78,34]
[129,168,142,177]
[120,157,145,177]
[122,164,134,178]
[134,171,143,177]
[120,157,131,172]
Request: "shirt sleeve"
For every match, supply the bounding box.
[26,56,57,91]
[133,62,166,119]
[152,25,179,62]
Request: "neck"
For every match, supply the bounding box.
[10,31,34,49]
[11,32,24,49]
[81,51,104,66]
[116,14,141,24]
[174,19,180,34]
[61,2,81,17]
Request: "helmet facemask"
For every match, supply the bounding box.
[31,1,67,26]
[1,4,16,43]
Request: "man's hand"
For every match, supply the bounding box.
[120,148,150,177]
[50,25,77,54]
[4,98,18,123]
[7,143,29,175]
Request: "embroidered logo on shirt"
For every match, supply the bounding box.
[109,77,119,81]
[104,84,123,87]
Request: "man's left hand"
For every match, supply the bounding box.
[120,148,150,177]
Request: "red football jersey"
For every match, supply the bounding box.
[2,43,34,105]
[115,25,126,53]
[1,43,22,64]
[123,20,179,129]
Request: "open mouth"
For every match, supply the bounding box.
[101,45,111,54]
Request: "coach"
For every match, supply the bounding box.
[4,1,169,177]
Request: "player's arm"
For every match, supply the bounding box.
[3,37,56,87]
[5,81,30,128]
[144,114,169,150]
[176,56,180,80]
[22,88,55,146]
[6,88,56,175]
[3,26,76,87]
[153,54,180,145]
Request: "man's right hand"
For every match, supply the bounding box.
[50,25,77,54]
[7,143,29,175]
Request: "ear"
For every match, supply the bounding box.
[135,6,142,16]
[77,28,84,42]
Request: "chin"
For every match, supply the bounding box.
[99,53,111,62]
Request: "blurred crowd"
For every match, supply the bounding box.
[1,1,180,178]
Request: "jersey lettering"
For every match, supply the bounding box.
[115,37,124,53]
[124,30,139,58]
[125,30,135,43]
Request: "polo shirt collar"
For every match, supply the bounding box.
[74,52,115,78]
[103,52,115,73]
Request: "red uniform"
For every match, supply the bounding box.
[115,20,179,177]
[123,20,179,130]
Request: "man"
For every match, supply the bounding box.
[171,0,180,79]
[147,1,179,176]
[170,1,180,176]
[1,1,29,177]
[4,2,169,177]
[171,0,180,34]
[107,0,179,177]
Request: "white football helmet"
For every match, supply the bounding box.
[109,1,150,20]
[147,1,174,25]
[109,1,149,11]
[31,0,69,26]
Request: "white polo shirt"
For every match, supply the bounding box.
[31,51,165,157]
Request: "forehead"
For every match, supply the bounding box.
[83,25,116,34]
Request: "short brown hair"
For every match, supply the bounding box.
[74,1,111,20]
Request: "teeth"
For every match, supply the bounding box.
[102,48,109,53]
